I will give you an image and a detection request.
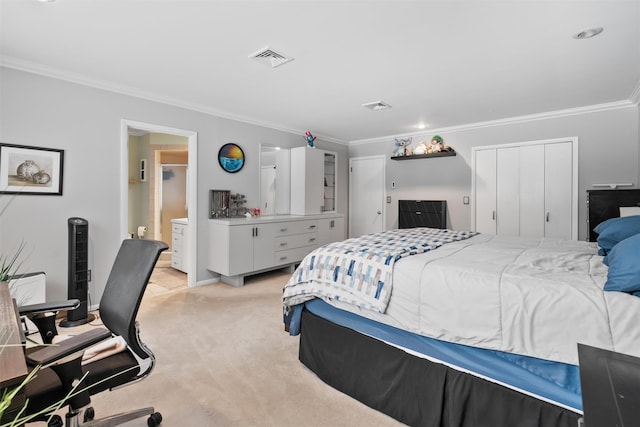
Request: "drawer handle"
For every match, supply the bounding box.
[280,242,288,246]
[309,238,316,242]
[280,228,288,232]
[415,211,422,215]
[309,225,316,229]
[280,256,288,261]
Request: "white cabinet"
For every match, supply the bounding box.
[221,223,276,277]
[171,219,189,273]
[317,216,345,246]
[290,147,337,215]
[208,214,344,286]
[291,147,324,215]
[472,139,577,240]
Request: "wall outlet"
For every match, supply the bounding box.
[386,196,391,203]
[463,196,470,205]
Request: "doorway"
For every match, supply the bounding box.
[349,155,386,238]
[120,120,198,288]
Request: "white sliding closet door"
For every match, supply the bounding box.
[474,149,497,234]
[496,147,520,236]
[472,138,577,240]
[544,142,573,240]
[519,145,545,238]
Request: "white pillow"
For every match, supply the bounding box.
[619,206,640,217]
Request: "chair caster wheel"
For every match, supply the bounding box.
[147,412,162,426]
[47,415,63,427]
[84,407,95,422]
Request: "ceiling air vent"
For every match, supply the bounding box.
[362,101,392,111]
[249,46,294,68]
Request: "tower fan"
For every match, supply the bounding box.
[60,217,95,327]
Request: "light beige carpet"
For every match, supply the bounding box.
[82,270,403,427]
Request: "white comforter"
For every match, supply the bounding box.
[327,234,640,365]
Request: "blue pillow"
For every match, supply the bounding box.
[604,233,640,295]
[595,215,640,255]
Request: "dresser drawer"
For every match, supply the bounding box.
[275,232,318,251]
[172,244,184,257]
[172,224,186,236]
[171,257,183,270]
[273,220,318,237]
[274,245,317,266]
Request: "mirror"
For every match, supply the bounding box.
[260,145,291,215]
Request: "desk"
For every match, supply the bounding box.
[0,281,28,421]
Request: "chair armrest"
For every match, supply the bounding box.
[26,328,112,366]
[19,299,80,316]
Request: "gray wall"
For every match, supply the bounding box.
[0,67,348,302]
[349,106,640,240]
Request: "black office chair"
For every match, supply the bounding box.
[16,239,169,427]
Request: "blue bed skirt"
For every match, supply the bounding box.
[291,299,582,413]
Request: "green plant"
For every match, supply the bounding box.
[0,241,26,282]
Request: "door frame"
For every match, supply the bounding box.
[348,155,386,237]
[120,119,198,287]
[470,136,579,240]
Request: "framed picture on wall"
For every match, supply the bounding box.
[0,143,64,195]
[218,143,245,173]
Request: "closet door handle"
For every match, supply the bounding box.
[546,212,550,222]
[492,211,496,220]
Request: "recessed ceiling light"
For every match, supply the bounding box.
[573,27,603,39]
[414,123,428,130]
[362,101,392,111]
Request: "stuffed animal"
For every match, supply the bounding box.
[304,131,316,148]
[427,135,444,154]
[413,141,428,155]
[393,137,412,156]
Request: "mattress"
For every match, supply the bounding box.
[285,232,640,365]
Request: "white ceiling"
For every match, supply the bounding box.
[1,0,639,143]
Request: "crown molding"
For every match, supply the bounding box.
[1,56,633,148]
[348,100,636,146]
[0,56,348,146]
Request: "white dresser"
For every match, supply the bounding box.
[171,218,189,273]
[208,214,344,286]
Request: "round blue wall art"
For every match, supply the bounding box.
[218,143,245,173]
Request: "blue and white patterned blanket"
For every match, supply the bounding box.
[283,228,478,314]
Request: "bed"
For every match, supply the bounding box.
[283,190,640,427]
